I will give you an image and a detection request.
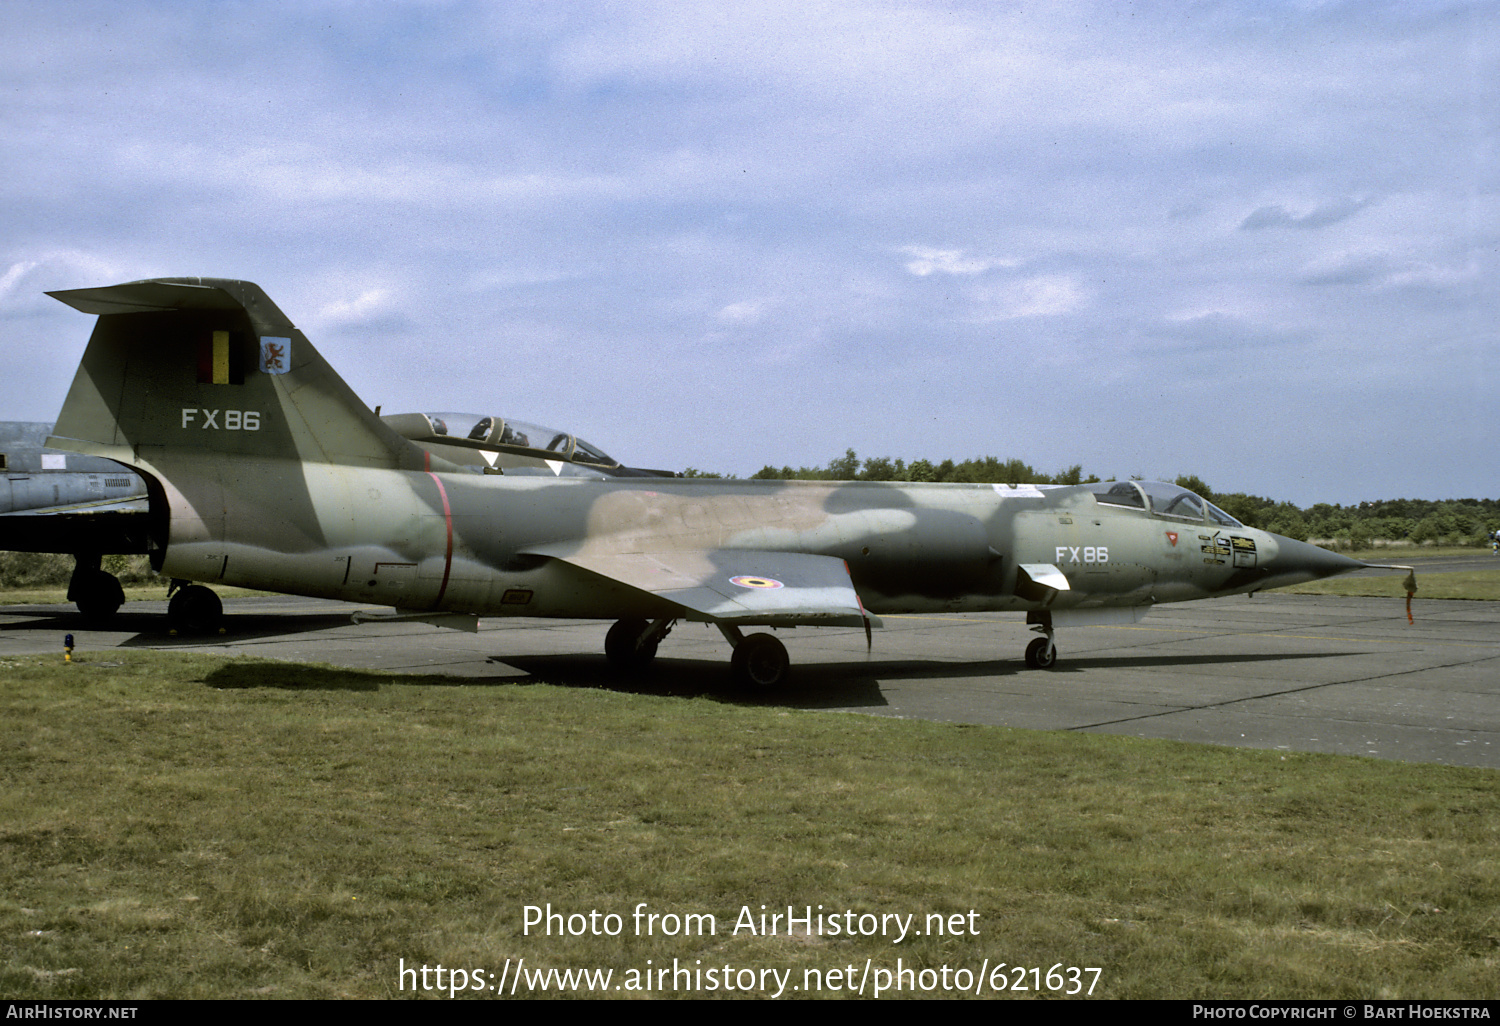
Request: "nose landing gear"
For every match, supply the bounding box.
[1024,634,1057,668]
[1024,618,1058,669]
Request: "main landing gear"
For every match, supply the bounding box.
[725,628,790,691]
[167,580,223,634]
[68,556,124,623]
[64,558,224,635]
[604,618,791,690]
[605,617,671,672]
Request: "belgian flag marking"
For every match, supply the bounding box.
[197,331,243,384]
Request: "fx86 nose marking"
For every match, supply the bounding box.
[1056,546,1108,564]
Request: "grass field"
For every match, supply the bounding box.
[0,651,1496,1000]
[1283,551,1500,601]
[0,583,269,608]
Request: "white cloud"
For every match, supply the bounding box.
[900,247,1018,277]
[715,300,765,325]
[1298,250,1480,291]
[969,275,1088,321]
[0,262,39,300]
[316,289,395,326]
[0,251,125,311]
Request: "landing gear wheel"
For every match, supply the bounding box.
[168,585,223,634]
[605,618,659,671]
[1024,636,1058,669]
[73,571,125,623]
[730,633,790,690]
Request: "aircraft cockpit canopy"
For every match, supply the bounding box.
[400,412,619,467]
[1091,480,1242,527]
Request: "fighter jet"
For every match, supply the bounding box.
[0,422,147,514]
[42,277,1366,687]
[0,421,150,618]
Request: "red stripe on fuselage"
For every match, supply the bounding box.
[426,472,453,607]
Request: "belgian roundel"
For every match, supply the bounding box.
[729,575,784,590]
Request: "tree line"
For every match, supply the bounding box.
[683,450,1499,548]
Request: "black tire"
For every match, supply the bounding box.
[74,571,125,623]
[168,585,223,634]
[1024,636,1057,669]
[730,633,790,690]
[605,618,658,671]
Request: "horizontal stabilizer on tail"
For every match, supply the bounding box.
[49,279,262,318]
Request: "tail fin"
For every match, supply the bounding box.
[46,277,423,472]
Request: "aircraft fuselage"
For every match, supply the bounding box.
[146,457,1322,620]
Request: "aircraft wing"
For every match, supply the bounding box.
[0,500,151,554]
[5,496,149,516]
[525,546,881,629]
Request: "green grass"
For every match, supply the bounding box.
[0,583,271,607]
[1335,547,1490,561]
[0,652,1496,999]
[0,583,166,607]
[1284,571,1500,601]
[1284,551,1500,600]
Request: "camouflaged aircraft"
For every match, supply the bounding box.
[43,277,1367,688]
[0,412,667,623]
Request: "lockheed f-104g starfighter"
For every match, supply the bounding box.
[43,278,1366,688]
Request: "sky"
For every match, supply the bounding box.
[1,0,1494,507]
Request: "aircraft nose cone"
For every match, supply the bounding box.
[1265,535,1365,584]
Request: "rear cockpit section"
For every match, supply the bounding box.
[1090,481,1147,510]
[382,412,676,479]
[456,413,615,467]
[1090,480,1242,527]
